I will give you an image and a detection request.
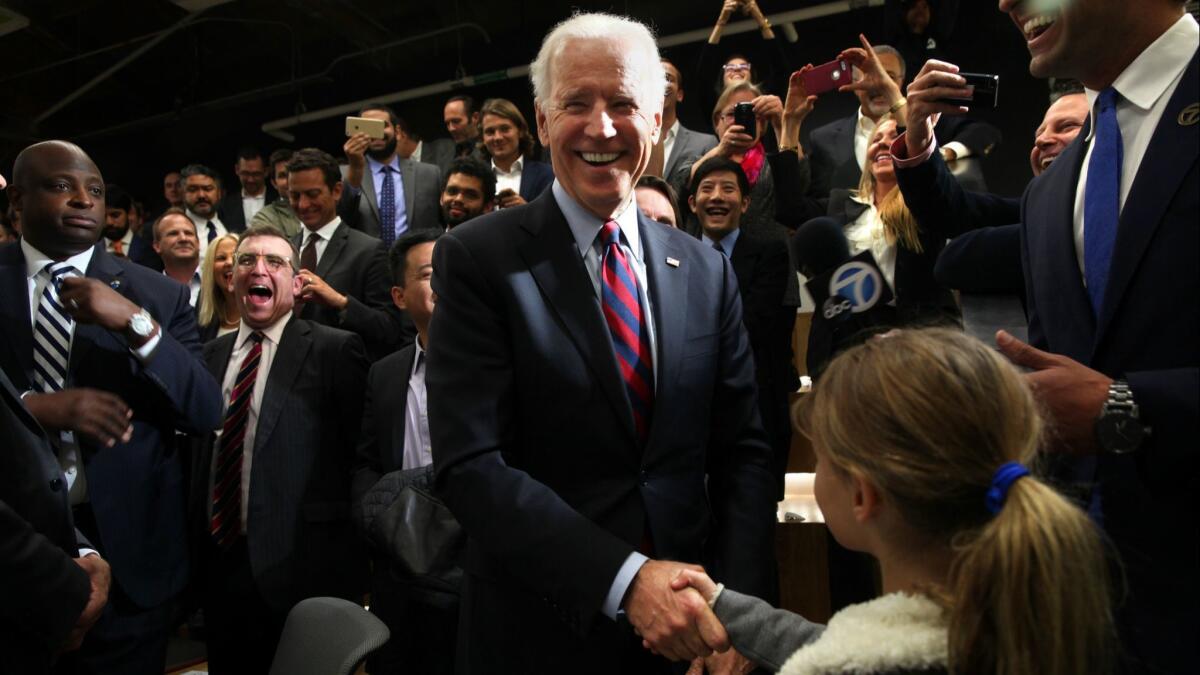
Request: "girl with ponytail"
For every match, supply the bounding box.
[673,328,1115,675]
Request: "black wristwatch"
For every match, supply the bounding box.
[1095,379,1150,454]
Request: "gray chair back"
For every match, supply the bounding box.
[269,597,390,675]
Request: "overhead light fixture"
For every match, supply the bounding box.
[169,0,236,13]
[0,7,30,38]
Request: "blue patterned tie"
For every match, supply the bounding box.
[599,221,654,444]
[379,165,396,249]
[1083,87,1122,316]
[33,263,79,393]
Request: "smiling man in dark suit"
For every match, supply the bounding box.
[427,13,777,675]
[992,2,1193,672]
[192,223,369,674]
[0,140,222,675]
[689,157,796,499]
[285,148,403,359]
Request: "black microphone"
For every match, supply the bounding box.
[800,235,898,376]
[790,217,850,278]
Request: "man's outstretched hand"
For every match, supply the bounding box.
[625,560,730,661]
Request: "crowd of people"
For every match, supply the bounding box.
[2,0,1196,674]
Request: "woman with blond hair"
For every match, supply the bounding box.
[673,328,1115,675]
[197,232,240,342]
[476,97,553,208]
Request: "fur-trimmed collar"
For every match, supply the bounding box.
[779,592,948,675]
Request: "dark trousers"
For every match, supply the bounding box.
[63,503,174,675]
[367,566,458,675]
[201,536,285,675]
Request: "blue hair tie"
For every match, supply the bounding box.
[985,461,1030,515]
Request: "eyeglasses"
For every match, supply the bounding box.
[235,252,292,272]
[722,63,752,73]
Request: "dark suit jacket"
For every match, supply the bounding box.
[518,160,555,203]
[426,190,777,673]
[1018,52,1198,674]
[293,221,402,360]
[420,138,457,175]
[351,344,416,504]
[664,124,719,181]
[0,242,222,609]
[1,367,91,674]
[192,317,369,612]
[126,232,162,272]
[806,113,1002,198]
[339,157,442,235]
[892,144,1024,295]
[729,234,797,499]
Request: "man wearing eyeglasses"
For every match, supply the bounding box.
[192,222,370,674]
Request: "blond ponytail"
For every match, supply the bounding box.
[948,476,1115,675]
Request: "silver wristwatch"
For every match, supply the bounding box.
[1095,380,1149,454]
[127,308,155,339]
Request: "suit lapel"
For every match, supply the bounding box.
[400,159,417,226]
[316,222,348,277]
[517,194,638,447]
[729,235,758,293]
[391,346,416,470]
[664,127,690,178]
[255,316,312,454]
[640,216,688,451]
[0,245,34,385]
[1094,51,1199,351]
[71,246,125,374]
[362,168,381,228]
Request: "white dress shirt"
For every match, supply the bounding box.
[188,211,227,266]
[299,217,343,268]
[662,119,681,169]
[493,155,525,197]
[1071,13,1198,278]
[210,312,291,524]
[242,191,267,221]
[402,338,432,470]
[843,196,899,297]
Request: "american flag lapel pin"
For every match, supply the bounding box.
[666,257,680,268]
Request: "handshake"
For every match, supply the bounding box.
[624,561,752,674]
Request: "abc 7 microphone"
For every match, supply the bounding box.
[804,250,897,377]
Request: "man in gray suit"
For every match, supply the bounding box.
[192,222,369,674]
[339,103,441,243]
[661,58,719,181]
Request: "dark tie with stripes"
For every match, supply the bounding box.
[211,331,264,549]
[33,262,78,393]
[599,220,654,443]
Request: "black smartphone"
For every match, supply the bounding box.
[733,101,756,134]
[936,72,1000,109]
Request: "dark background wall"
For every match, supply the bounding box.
[0,0,1050,214]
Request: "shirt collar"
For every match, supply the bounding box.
[665,119,681,142]
[106,228,134,248]
[366,155,401,173]
[1086,13,1198,140]
[303,216,342,244]
[856,107,876,135]
[411,337,426,378]
[242,189,266,200]
[702,228,740,255]
[22,239,95,280]
[187,210,221,227]
[235,310,291,349]
[552,180,642,263]
[492,155,524,175]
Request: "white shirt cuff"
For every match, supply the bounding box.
[602,551,649,620]
[941,141,971,160]
[78,548,100,558]
[130,331,162,362]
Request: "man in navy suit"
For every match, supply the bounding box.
[905,2,1194,672]
[0,140,222,675]
[427,13,776,675]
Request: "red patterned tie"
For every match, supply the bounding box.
[211,332,263,548]
[599,220,654,443]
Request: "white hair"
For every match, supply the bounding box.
[529,12,666,111]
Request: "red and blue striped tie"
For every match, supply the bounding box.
[599,220,654,443]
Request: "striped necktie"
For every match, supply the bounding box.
[211,331,264,548]
[33,263,79,393]
[599,220,654,443]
